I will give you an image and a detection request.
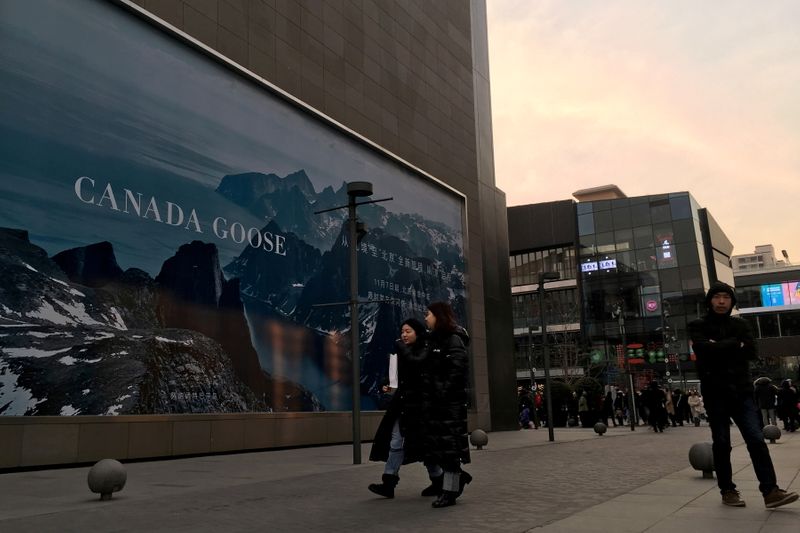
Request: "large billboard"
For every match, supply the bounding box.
[0,0,467,415]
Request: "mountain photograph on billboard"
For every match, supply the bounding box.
[0,0,467,415]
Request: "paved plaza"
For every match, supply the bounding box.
[0,424,798,532]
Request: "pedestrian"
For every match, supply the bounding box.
[644,381,667,433]
[687,389,703,425]
[688,281,798,509]
[519,404,534,429]
[753,377,778,427]
[424,301,472,508]
[578,391,590,428]
[665,387,677,427]
[602,390,616,427]
[776,379,798,432]
[367,318,443,498]
[613,389,626,426]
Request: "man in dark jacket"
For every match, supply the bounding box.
[688,282,798,509]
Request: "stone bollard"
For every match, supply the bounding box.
[763,425,781,444]
[470,429,489,450]
[593,422,607,436]
[88,459,127,501]
[688,442,714,479]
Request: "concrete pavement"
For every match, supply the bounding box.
[0,423,798,532]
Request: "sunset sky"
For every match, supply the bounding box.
[487,0,799,262]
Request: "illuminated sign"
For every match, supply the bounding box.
[760,282,800,307]
[599,259,617,270]
[581,262,598,272]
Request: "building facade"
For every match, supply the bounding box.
[732,244,791,273]
[0,0,515,469]
[509,191,735,392]
[734,264,800,380]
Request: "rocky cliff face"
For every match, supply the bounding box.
[0,227,315,415]
[52,241,123,287]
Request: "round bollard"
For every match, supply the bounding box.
[470,429,489,450]
[688,442,714,479]
[763,425,781,444]
[567,417,578,427]
[593,422,607,436]
[88,459,127,501]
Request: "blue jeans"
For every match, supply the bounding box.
[384,419,443,479]
[705,392,777,496]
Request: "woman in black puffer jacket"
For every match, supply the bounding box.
[424,301,472,508]
[367,318,443,498]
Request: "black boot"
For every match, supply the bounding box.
[368,474,399,499]
[456,470,473,497]
[421,474,443,497]
[432,490,458,508]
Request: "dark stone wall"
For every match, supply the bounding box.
[126,0,511,429]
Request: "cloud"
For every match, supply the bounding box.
[488,0,800,261]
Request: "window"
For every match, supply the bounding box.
[636,248,657,271]
[670,196,693,220]
[759,314,779,338]
[633,225,654,249]
[780,312,800,336]
[650,199,672,224]
[614,228,633,251]
[594,210,613,233]
[612,206,632,229]
[630,203,651,227]
[578,213,594,236]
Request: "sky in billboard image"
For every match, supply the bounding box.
[0,0,467,415]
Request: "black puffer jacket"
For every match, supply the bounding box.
[688,282,757,395]
[423,327,471,470]
[369,338,432,464]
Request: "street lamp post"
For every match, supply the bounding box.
[538,271,560,442]
[615,304,637,431]
[313,181,391,464]
[346,182,370,464]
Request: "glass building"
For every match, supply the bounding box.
[509,190,735,390]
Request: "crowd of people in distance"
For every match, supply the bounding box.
[515,382,707,432]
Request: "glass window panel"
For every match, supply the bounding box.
[660,268,681,292]
[634,225,654,249]
[616,250,635,272]
[742,315,760,338]
[630,203,651,227]
[650,199,671,223]
[593,200,611,211]
[614,228,633,251]
[612,206,632,229]
[736,285,761,308]
[779,311,800,336]
[596,231,615,253]
[577,202,593,215]
[679,265,703,291]
[657,243,678,269]
[579,234,596,256]
[670,196,692,220]
[759,314,779,338]
[594,210,613,233]
[578,213,594,236]
[672,219,696,244]
[635,248,657,271]
[675,242,699,265]
[638,271,659,287]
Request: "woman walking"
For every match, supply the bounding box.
[424,301,472,508]
[367,318,443,498]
